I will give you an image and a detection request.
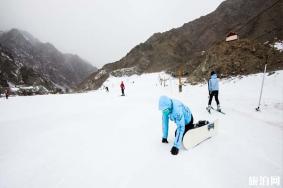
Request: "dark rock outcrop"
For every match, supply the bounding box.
[188,39,283,84]
[0,44,60,95]
[0,29,97,92]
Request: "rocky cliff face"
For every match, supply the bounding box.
[78,0,283,91]
[188,39,283,84]
[0,44,60,95]
[0,29,97,92]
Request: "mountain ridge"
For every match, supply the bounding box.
[78,0,283,91]
[0,28,97,94]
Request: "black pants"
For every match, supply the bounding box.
[121,89,124,95]
[175,115,194,139]
[208,90,219,105]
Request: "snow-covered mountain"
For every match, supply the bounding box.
[0,29,97,91]
[0,71,282,188]
[0,44,61,95]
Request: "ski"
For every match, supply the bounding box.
[211,106,226,114]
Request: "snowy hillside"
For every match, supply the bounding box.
[0,71,282,188]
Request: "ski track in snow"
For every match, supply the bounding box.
[0,71,282,188]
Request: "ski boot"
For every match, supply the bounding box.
[217,105,221,112]
[206,105,211,113]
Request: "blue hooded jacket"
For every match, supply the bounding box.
[208,74,219,92]
[158,96,192,149]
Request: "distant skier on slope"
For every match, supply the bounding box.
[207,71,221,113]
[5,88,10,99]
[120,81,125,96]
[158,96,194,155]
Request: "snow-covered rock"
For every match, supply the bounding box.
[273,40,283,52]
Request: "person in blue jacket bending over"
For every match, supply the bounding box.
[158,96,194,155]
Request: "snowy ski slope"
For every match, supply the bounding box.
[0,71,282,188]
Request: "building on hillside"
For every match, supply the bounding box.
[226,32,239,42]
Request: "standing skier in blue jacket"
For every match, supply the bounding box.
[207,71,221,112]
[158,96,194,155]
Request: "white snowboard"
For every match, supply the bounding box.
[183,120,218,149]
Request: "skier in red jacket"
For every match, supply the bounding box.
[120,81,125,96]
[5,89,10,99]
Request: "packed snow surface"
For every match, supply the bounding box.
[274,41,283,52]
[0,71,282,188]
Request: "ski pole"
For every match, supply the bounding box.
[256,64,267,111]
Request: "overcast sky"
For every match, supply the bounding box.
[0,0,224,68]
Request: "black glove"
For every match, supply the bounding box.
[162,138,168,143]
[170,146,179,155]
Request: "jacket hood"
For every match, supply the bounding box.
[158,96,172,111]
[211,74,217,79]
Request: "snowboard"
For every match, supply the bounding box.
[183,120,218,149]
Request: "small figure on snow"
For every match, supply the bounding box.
[207,71,221,112]
[105,86,109,92]
[158,96,194,155]
[5,89,10,99]
[120,81,125,96]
